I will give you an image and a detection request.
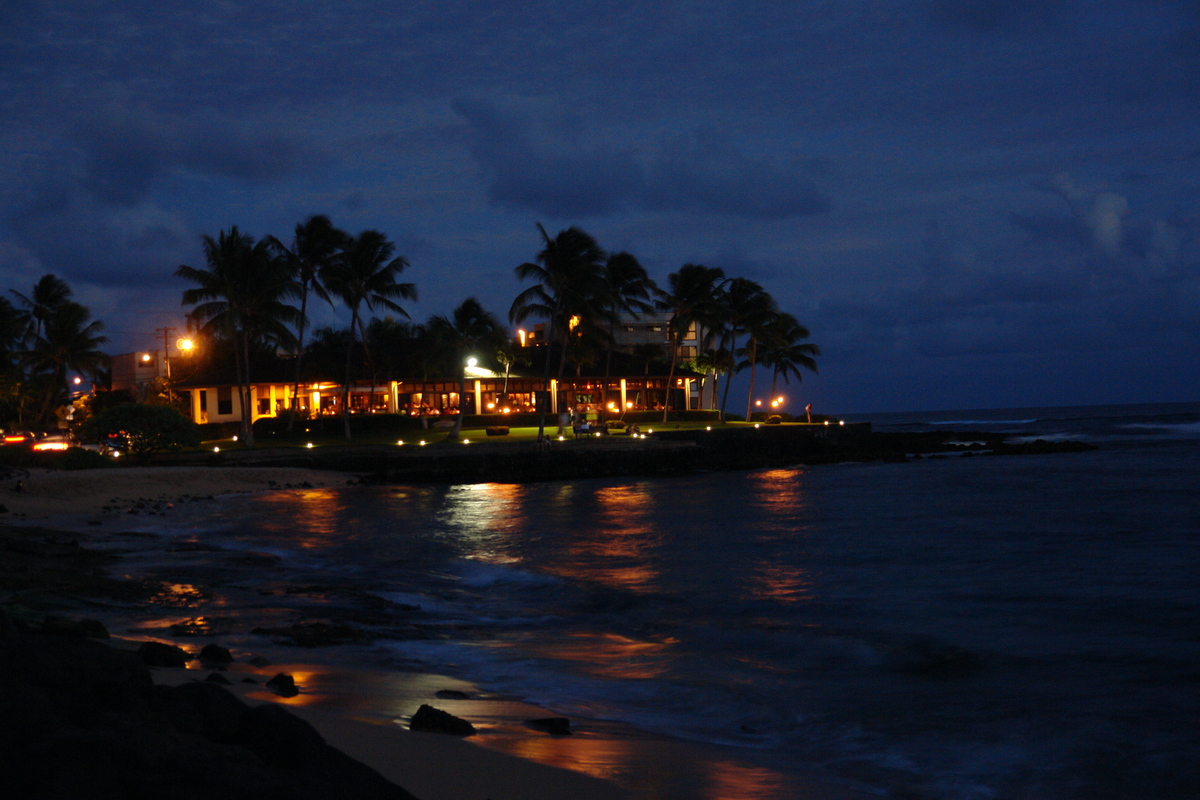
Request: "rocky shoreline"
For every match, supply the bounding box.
[148,425,1097,484]
[0,607,419,799]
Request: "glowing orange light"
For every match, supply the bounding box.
[33,441,70,451]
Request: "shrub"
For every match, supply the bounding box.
[766,415,783,424]
[605,420,627,431]
[79,403,202,461]
[485,426,509,436]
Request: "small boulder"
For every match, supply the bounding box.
[138,640,191,667]
[525,717,572,736]
[265,672,300,697]
[409,704,476,736]
[199,643,234,664]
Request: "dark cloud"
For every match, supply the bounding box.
[453,97,644,217]
[929,0,1069,35]
[455,99,829,221]
[643,132,831,220]
[68,104,313,208]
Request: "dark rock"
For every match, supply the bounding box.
[206,671,232,684]
[434,689,471,700]
[198,643,234,664]
[249,655,272,667]
[525,716,572,736]
[409,704,476,736]
[153,680,248,741]
[137,640,191,667]
[266,672,300,697]
[39,615,108,639]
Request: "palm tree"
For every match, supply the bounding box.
[323,229,416,439]
[177,227,300,446]
[21,299,109,427]
[11,274,72,340]
[509,224,607,435]
[656,264,726,423]
[495,337,530,401]
[711,277,775,419]
[759,311,820,408]
[268,215,344,431]
[427,298,506,437]
[598,251,657,417]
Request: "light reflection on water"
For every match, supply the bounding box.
[257,488,350,548]
[548,483,663,594]
[438,482,530,563]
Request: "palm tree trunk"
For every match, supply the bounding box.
[238,332,255,447]
[744,337,759,422]
[285,284,310,433]
[662,333,678,424]
[342,310,359,440]
[720,334,737,418]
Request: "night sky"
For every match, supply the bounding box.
[2,1,1197,414]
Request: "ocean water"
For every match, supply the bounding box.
[92,402,1200,799]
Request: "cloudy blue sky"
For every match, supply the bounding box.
[2,0,1197,414]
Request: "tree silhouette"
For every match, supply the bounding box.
[323,229,416,440]
[268,214,344,431]
[509,224,607,435]
[657,264,725,422]
[427,297,506,437]
[177,227,300,446]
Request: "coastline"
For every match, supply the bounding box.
[0,465,874,800]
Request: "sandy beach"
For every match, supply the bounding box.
[0,464,874,800]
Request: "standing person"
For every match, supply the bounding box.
[805,403,813,423]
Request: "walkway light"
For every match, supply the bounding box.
[305,442,314,449]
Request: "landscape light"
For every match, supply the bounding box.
[397,440,404,446]
[706,426,711,431]
[419,440,426,446]
[558,436,565,441]
[213,446,220,453]
[73,377,82,385]
[306,442,313,449]
[755,423,761,429]
[462,438,470,444]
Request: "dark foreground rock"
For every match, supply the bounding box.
[0,609,418,800]
[409,703,477,736]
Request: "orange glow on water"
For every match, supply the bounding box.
[748,561,813,604]
[523,630,677,680]
[259,488,348,548]
[547,483,661,593]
